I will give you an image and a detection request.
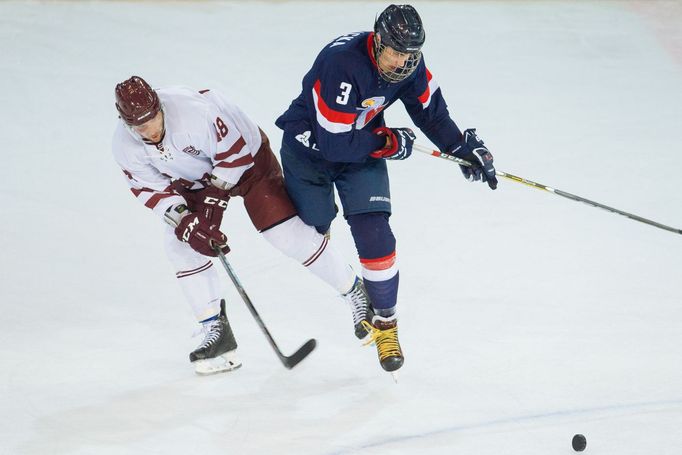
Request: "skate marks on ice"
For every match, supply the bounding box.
[329,397,682,454]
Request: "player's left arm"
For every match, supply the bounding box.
[204,97,257,191]
[400,61,462,151]
[401,61,498,189]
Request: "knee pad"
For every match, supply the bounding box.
[346,212,395,259]
[347,213,399,310]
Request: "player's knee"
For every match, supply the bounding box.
[261,216,325,263]
[346,212,395,258]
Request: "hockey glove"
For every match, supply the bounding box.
[371,127,416,160]
[193,185,230,226]
[175,212,230,257]
[448,128,498,190]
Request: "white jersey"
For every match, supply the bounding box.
[112,86,262,217]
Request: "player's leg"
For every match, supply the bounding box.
[279,136,337,233]
[336,160,404,372]
[239,134,355,293]
[164,227,241,375]
[279,139,374,339]
[234,135,370,338]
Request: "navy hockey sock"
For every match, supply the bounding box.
[347,213,399,311]
[364,273,399,314]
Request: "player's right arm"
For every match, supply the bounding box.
[310,57,386,162]
[112,127,186,221]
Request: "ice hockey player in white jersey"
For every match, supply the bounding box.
[112,76,374,375]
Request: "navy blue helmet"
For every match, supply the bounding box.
[374,4,425,53]
[373,4,425,82]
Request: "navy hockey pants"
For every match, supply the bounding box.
[280,139,392,233]
[280,139,399,312]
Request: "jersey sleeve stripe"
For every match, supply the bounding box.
[215,136,246,160]
[312,79,357,134]
[417,68,440,109]
[144,192,175,209]
[131,187,154,197]
[214,154,253,169]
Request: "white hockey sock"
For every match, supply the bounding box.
[165,227,223,322]
[261,216,356,294]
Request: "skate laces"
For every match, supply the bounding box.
[344,280,369,325]
[196,319,223,348]
[361,320,401,361]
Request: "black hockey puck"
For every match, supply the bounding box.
[572,434,587,451]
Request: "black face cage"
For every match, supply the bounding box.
[374,38,422,83]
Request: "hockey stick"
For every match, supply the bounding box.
[214,249,317,369]
[413,144,682,236]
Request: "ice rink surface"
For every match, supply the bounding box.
[1,1,681,454]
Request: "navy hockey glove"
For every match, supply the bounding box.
[449,128,498,190]
[371,127,416,160]
[175,212,230,257]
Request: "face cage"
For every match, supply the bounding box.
[123,105,166,144]
[375,40,422,83]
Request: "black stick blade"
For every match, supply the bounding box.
[282,339,317,369]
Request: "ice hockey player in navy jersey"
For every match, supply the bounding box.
[276,4,498,376]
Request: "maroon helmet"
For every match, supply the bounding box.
[115,76,161,126]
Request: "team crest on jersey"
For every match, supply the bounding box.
[355,96,386,129]
[182,145,201,156]
[155,143,173,162]
[295,130,319,150]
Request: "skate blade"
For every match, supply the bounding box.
[193,351,242,376]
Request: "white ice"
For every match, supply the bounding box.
[1,1,681,454]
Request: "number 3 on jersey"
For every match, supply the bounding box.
[336,82,352,105]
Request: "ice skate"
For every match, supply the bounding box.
[362,314,403,377]
[190,300,242,375]
[342,277,375,341]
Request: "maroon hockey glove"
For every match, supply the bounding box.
[192,185,231,226]
[170,182,231,227]
[371,127,416,160]
[175,213,230,257]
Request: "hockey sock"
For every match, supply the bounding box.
[175,265,222,322]
[347,213,399,311]
[165,227,223,322]
[261,216,357,293]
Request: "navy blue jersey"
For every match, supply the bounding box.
[276,31,464,163]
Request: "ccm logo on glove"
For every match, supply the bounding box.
[175,213,230,257]
[181,216,200,242]
[203,196,229,209]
